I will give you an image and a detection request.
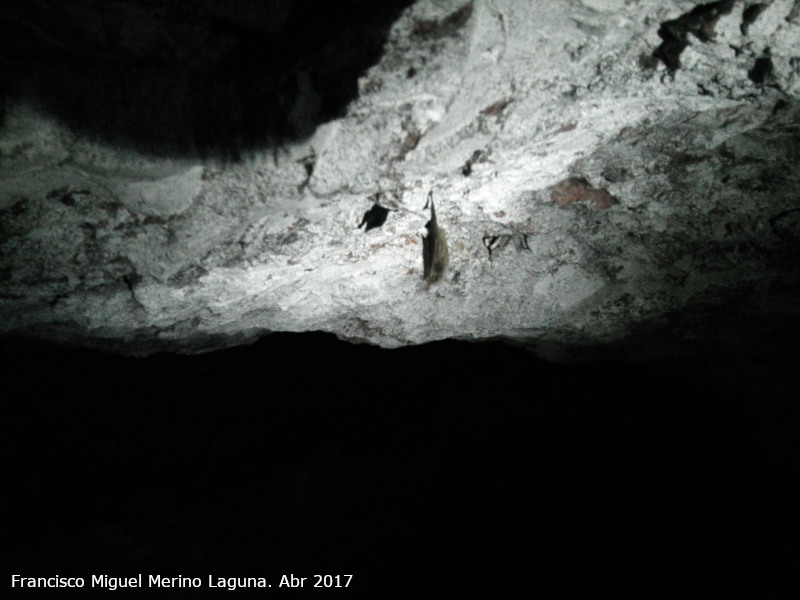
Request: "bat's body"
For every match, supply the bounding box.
[422,193,449,284]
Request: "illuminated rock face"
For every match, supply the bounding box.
[1,0,799,361]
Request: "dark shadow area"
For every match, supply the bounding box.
[0,0,415,160]
[652,0,735,71]
[1,332,797,594]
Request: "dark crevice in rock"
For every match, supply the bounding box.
[748,55,774,84]
[0,0,415,159]
[741,3,770,35]
[461,148,488,176]
[652,0,736,71]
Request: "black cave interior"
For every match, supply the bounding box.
[2,332,797,594]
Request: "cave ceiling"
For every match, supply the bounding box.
[1,0,799,368]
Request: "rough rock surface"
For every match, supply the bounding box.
[2,0,799,366]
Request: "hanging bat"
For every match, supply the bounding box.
[422,191,449,285]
